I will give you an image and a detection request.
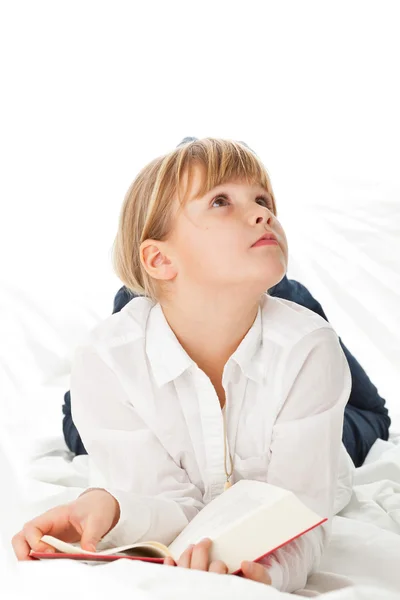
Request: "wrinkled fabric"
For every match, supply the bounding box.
[62,275,390,466]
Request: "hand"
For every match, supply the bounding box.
[11,488,120,560]
[164,538,271,585]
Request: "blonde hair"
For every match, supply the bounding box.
[112,137,278,303]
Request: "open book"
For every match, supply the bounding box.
[30,480,327,574]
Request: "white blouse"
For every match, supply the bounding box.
[70,292,354,593]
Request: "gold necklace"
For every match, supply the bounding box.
[222,406,234,490]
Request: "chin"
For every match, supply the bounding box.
[255,278,284,297]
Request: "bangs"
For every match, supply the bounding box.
[172,138,277,214]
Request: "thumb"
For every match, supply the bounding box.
[80,515,106,552]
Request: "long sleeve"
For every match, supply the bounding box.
[70,344,205,548]
[269,275,391,467]
[261,327,353,593]
[61,286,134,457]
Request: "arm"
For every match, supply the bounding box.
[61,286,138,457]
[70,344,204,548]
[270,276,391,466]
[261,327,352,593]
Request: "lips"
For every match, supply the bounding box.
[251,233,278,246]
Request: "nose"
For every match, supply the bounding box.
[249,204,274,227]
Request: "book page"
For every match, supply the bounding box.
[168,480,290,558]
[40,535,170,558]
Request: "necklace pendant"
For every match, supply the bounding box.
[224,479,232,491]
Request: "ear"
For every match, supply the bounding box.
[140,240,177,282]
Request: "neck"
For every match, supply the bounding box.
[160,289,263,378]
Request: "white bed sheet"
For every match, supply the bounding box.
[2,427,400,598]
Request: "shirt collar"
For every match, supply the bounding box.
[146,303,196,387]
[229,301,265,384]
[146,299,267,388]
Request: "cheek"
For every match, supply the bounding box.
[282,232,289,259]
[176,229,214,266]
[275,224,288,254]
[183,234,238,274]
[175,220,246,267]
[209,234,245,260]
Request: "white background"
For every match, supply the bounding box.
[1,1,398,413]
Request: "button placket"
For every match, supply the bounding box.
[195,368,230,499]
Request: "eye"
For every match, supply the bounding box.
[256,195,274,209]
[211,194,230,208]
[211,193,273,210]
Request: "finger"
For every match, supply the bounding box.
[209,560,229,574]
[164,557,175,566]
[241,561,272,585]
[80,514,106,552]
[21,505,77,551]
[22,523,56,554]
[68,515,84,537]
[190,538,212,571]
[11,532,35,561]
[178,544,194,568]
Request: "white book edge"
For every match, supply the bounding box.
[40,535,169,557]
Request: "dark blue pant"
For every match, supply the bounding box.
[62,277,391,468]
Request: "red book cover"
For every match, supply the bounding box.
[30,517,327,574]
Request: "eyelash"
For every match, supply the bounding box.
[211,193,273,210]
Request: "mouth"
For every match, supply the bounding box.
[251,233,279,247]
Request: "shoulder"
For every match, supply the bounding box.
[260,294,349,394]
[262,295,351,416]
[76,296,155,352]
[260,293,335,350]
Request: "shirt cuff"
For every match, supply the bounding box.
[267,560,284,590]
[95,487,152,549]
[258,555,284,591]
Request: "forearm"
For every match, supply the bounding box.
[96,487,203,548]
[261,328,352,591]
[70,344,205,549]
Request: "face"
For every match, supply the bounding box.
[145,163,288,296]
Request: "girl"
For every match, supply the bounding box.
[12,138,353,593]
